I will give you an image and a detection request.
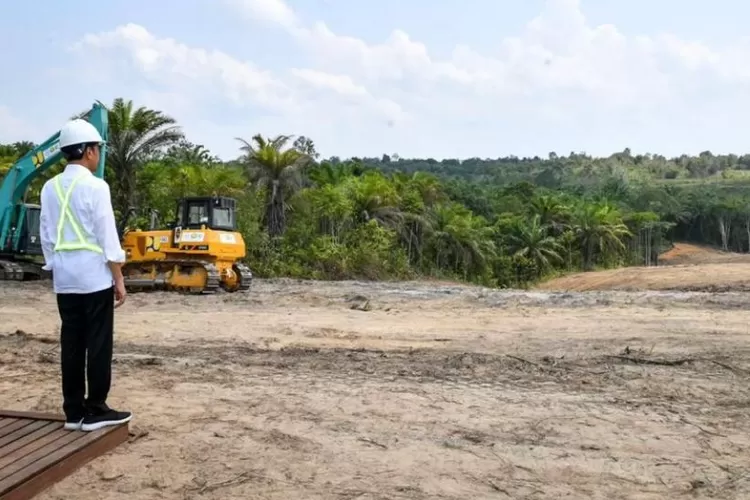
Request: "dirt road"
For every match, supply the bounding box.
[1,277,749,499]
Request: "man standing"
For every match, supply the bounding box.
[39,118,132,432]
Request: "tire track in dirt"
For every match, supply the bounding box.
[3,331,749,500]
[3,277,750,499]
[4,330,749,418]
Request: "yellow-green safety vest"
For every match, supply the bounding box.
[53,174,103,254]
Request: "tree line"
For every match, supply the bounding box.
[1,98,745,287]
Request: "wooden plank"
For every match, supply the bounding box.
[0,422,32,441]
[0,412,64,423]
[0,427,68,472]
[0,432,82,483]
[0,425,128,500]
[0,421,49,449]
[0,423,60,462]
[0,422,17,431]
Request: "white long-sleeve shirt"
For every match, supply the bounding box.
[39,163,126,294]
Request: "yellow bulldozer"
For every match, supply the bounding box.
[120,195,252,294]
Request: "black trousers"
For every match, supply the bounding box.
[56,286,114,420]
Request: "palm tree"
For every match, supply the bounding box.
[571,201,632,270]
[506,215,564,275]
[173,164,246,199]
[308,161,354,187]
[389,172,445,266]
[77,98,184,219]
[12,141,34,157]
[348,171,404,228]
[528,193,570,234]
[164,141,217,166]
[308,183,354,241]
[236,134,313,237]
[427,203,496,279]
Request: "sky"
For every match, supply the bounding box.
[2,0,750,161]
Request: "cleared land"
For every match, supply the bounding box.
[538,243,750,292]
[0,244,749,499]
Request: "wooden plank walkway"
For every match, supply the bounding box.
[0,410,129,500]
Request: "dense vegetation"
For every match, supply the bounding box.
[1,98,747,287]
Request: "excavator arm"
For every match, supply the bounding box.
[0,101,109,279]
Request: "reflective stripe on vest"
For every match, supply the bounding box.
[53,174,103,253]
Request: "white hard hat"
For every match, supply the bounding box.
[59,119,104,148]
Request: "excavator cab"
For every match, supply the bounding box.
[175,196,237,231]
[13,204,42,256]
[0,203,44,280]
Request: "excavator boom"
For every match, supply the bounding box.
[0,102,108,280]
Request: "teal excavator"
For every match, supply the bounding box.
[0,102,109,281]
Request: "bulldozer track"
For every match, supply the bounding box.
[123,259,223,294]
[232,262,253,292]
[0,257,248,294]
[199,261,221,293]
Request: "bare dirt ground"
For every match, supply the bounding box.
[2,250,750,499]
[538,243,750,292]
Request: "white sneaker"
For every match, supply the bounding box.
[64,418,83,431]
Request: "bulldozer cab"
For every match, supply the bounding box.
[175,196,237,231]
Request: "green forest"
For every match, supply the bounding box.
[1,98,747,288]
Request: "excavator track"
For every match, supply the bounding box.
[0,258,49,281]
[0,259,24,281]
[123,259,222,294]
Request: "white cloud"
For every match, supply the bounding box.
[64,0,750,159]
[70,22,407,138]
[229,0,750,112]
[225,0,299,31]
[72,24,295,113]
[290,69,368,98]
